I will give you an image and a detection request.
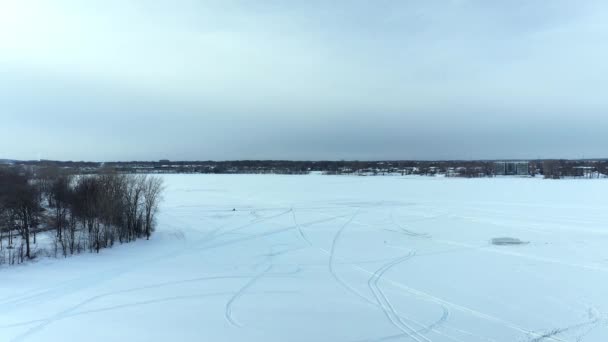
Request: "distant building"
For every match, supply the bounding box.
[494,161,529,176]
[573,166,595,178]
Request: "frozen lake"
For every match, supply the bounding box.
[2,174,608,342]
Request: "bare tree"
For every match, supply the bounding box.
[142,176,164,240]
[542,160,561,179]
[2,168,164,264]
[0,169,40,259]
[49,174,72,239]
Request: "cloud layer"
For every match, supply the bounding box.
[1,0,607,160]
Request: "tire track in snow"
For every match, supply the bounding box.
[4,276,250,338]
[292,208,313,246]
[389,210,431,239]
[225,264,273,328]
[2,290,298,331]
[312,208,567,342]
[328,210,370,302]
[325,211,456,342]
[317,209,544,342]
[349,263,569,342]
[356,307,462,342]
[5,271,293,341]
[0,243,191,315]
[2,292,236,329]
[197,215,348,252]
[432,239,608,274]
[363,253,469,342]
[315,209,440,241]
[436,324,499,342]
[215,208,293,239]
[527,306,605,342]
[367,252,430,342]
[324,207,600,342]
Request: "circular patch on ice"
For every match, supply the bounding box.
[491,237,529,246]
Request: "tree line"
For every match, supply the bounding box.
[0,166,163,266]
[7,159,608,178]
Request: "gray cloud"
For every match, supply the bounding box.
[1,0,608,161]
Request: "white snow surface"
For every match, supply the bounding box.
[2,174,608,342]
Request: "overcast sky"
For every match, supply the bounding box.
[1,0,608,161]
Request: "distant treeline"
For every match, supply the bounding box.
[0,166,163,266]
[5,159,608,178]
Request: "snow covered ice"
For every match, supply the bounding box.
[2,174,608,342]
